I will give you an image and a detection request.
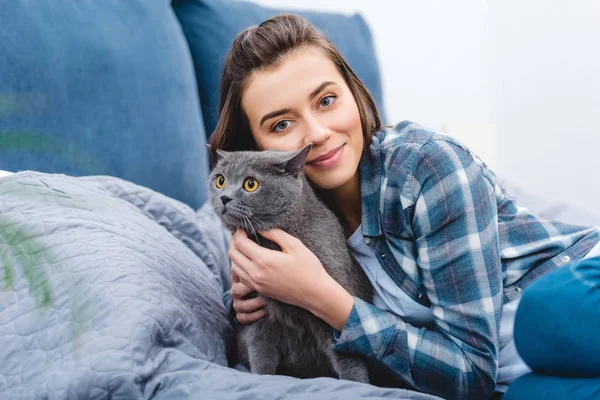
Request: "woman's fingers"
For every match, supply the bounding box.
[229,245,256,285]
[231,266,240,284]
[231,262,254,290]
[231,281,255,299]
[236,307,267,325]
[234,229,277,262]
[233,295,266,314]
[259,228,299,252]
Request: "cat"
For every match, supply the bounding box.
[208,144,373,383]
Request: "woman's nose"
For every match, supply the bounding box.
[304,118,331,145]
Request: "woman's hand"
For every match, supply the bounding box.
[228,228,355,330]
[230,267,267,325]
[229,228,328,309]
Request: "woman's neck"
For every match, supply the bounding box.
[326,170,362,238]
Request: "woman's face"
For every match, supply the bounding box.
[241,46,363,190]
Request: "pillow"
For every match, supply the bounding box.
[0,0,209,210]
[497,176,600,227]
[173,0,387,137]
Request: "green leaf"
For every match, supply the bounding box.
[3,263,12,289]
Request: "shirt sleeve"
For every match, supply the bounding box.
[222,289,243,332]
[333,140,503,400]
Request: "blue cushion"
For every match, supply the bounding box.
[0,0,209,209]
[173,0,387,137]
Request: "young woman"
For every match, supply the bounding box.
[209,14,600,400]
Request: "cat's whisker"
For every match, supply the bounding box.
[239,215,247,233]
[249,215,267,246]
[245,216,261,245]
[240,215,248,234]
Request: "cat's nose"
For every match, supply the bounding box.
[220,195,233,206]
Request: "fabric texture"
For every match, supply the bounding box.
[329,121,600,399]
[0,171,442,400]
[347,224,434,327]
[172,0,387,136]
[505,256,600,399]
[513,256,600,377]
[0,0,209,210]
[347,223,531,393]
[504,374,600,400]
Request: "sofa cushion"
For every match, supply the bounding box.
[173,0,387,137]
[0,0,209,209]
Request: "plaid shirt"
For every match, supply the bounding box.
[224,121,600,399]
[331,122,599,399]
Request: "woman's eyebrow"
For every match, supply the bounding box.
[309,81,336,100]
[260,108,291,127]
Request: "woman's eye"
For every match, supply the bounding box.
[273,120,291,132]
[319,95,336,108]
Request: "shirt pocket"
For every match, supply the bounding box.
[381,178,414,236]
[382,196,409,236]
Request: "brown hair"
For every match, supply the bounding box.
[208,14,381,165]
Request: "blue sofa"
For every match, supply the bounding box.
[0,0,385,211]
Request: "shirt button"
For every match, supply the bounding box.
[562,255,571,263]
[515,286,522,293]
[364,237,371,245]
[380,253,386,259]
[418,294,424,299]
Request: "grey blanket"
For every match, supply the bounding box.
[0,172,440,399]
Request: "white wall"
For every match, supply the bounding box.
[489,0,600,214]
[249,0,600,214]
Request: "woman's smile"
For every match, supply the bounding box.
[306,143,345,169]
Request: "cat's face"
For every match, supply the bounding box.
[208,146,311,233]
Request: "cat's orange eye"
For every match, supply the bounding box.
[215,174,226,189]
[243,178,259,192]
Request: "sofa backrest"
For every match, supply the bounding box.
[0,0,209,210]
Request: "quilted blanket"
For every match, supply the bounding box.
[0,172,440,399]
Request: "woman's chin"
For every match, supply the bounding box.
[307,171,356,191]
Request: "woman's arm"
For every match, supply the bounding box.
[328,140,503,400]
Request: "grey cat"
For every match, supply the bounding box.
[208,144,373,383]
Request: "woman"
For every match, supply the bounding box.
[209,14,600,400]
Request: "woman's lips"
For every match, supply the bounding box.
[307,144,345,168]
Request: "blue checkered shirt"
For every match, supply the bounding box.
[224,121,600,399]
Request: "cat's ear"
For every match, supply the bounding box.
[281,144,312,177]
[207,144,229,163]
[216,149,229,161]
